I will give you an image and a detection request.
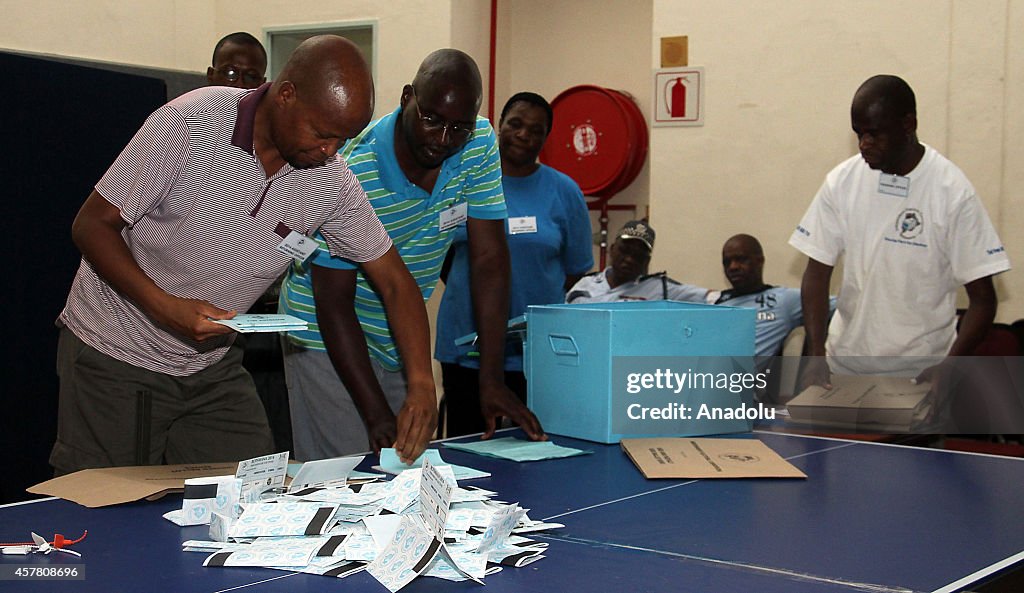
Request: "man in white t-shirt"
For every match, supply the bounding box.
[566,220,708,304]
[790,75,1010,387]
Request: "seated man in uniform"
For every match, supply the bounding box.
[711,234,835,400]
[566,220,709,304]
[712,234,837,366]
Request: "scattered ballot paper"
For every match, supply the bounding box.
[211,314,308,333]
[163,475,242,526]
[203,536,324,567]
[236,452,290,502]
[474,503,526,554]
[375,448,490,480]
[178,451,557,587]
[381,465,456,514]
[367,458,484,591]
[621,438,807,479]
[288,462,381,483]
[228,501,340,538]
[288,456,364,492]
[444,437,591,462]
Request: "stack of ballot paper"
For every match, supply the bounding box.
[786,374,931,431]
[443,437,591,462]
[211,314,307,333]
[171,450,561,591]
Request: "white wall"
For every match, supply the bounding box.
[0,0,214,70]
[451,0,494,118]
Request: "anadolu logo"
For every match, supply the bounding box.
[896,208,923,239]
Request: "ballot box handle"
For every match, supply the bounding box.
[548,334,580,367]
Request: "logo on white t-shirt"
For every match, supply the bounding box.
[896,208,923,239]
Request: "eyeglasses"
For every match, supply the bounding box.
[215,66,264,87]
[411,86,476,142]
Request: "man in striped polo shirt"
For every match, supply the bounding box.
[54,36,437,473]
[281,49,545,461]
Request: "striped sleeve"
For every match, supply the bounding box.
[95,104,190,225]
[309,230,358,270]
[278,263,326,349]
[464,119,507,220]
[317,164,392,263]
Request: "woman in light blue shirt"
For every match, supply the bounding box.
[435,92,594,437]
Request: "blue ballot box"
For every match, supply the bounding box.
[525,301,759,443]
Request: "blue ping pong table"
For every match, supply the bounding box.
[1,430,1022,593]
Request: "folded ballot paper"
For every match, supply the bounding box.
[211,313,307,333]
[786,374,931,431]
[163,475,243,526]
[374,448,490,480]
[164,452,291,526]
[175,455,560,590]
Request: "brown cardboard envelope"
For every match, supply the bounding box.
[27,463,239,507]
[621,438,806,479]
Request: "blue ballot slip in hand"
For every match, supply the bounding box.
[211,314,308,333]
[443,437,592,462]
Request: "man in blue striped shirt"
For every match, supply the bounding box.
[281,50,544,461]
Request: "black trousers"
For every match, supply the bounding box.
[440,363,527,438]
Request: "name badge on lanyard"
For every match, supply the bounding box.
[439,202,468,232]
[508,216,538,234]
[274,222,318,262]
[878,173,910,197]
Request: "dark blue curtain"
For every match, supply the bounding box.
[1,52,167,503]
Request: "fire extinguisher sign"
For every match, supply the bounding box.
[653,67,705,127]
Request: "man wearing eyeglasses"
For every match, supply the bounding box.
[206,32,267,90]
[281,49,546,461]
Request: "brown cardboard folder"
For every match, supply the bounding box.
[28,463,239,507]
[621,438,806,479]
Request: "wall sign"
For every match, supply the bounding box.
[653,67,705,127]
